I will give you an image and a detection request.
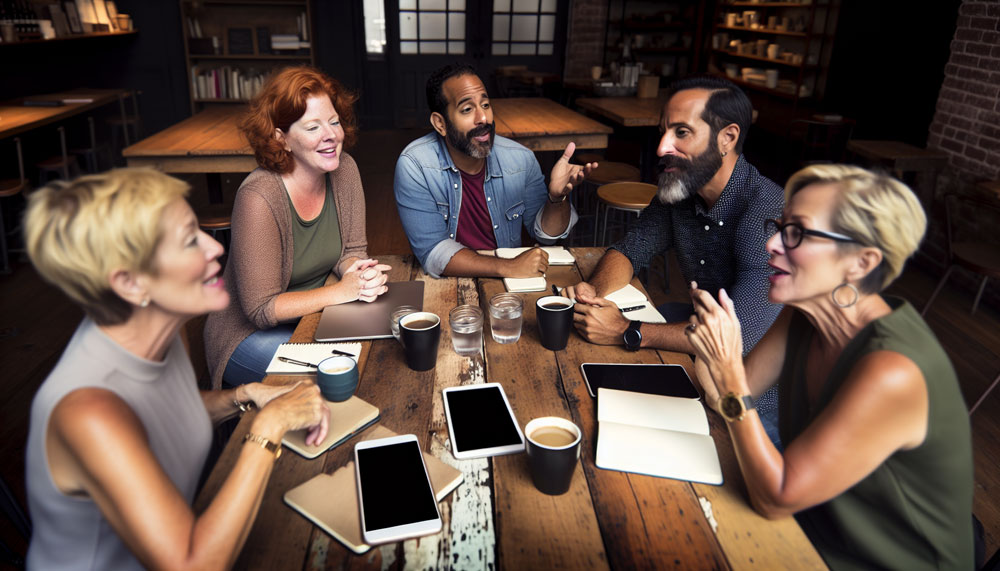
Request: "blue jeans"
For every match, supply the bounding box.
[656,302,783,451]
[221,324,296,387]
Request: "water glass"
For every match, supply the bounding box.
[390,305,419,342]
[488,293,524,344]
[449,305,484,355]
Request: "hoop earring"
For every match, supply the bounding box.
[831,282,859,308]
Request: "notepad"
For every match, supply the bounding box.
[595,388,722,485]
[265,342,362,374]
[495,246,575,265]
[284,425,463,554]
[281,396,380,459]
[604,284,667,324]
[502,276,548,293]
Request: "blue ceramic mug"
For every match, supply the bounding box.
[316,356,358,402]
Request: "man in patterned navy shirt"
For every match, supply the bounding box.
[565,76,785,445]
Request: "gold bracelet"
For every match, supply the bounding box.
[243,432,281,460]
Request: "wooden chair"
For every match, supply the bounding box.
[580,163,641,246]
[922,193,1000,317]
[0,138,27,274]
[595,181,657,246]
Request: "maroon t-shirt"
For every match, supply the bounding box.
[455,166,498,250]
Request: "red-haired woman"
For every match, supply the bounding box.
[205,66,389,389]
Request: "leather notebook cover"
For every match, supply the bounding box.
[281,396,380,459]
[283,426,463,554]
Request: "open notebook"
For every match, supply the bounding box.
[284,426,463,554]
[281,396,379,459]
[265,342,362,375]
[604,284,667,324]
[497,246,575,293]
[595,388,722,485]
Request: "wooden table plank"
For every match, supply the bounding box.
[576,92,668,128]
[0,89,126,139]
[492,98,612,152]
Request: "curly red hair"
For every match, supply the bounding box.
[241,66,359,174]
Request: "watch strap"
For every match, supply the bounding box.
[624,320,642,351]
[244,432,282,460]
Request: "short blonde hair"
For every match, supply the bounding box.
[785,164,926,293]
[24,168,190,325]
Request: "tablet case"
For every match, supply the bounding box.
[283,426,463,554]
[281,396,380,459]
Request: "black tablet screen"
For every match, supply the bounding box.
[445,386,523,452]
[581,364,700,399]
[357,440,438,531]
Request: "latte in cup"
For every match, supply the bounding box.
[530,425,577,447]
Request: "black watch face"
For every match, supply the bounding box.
[721,395,742,419]
[624,328,640,349]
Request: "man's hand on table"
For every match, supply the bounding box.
[501,247,549,278]
[570,285,630,345]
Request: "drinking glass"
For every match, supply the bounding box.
[449,305,484,355]
[488,293,524,344]
[390,305,419,341]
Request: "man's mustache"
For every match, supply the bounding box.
[468,123,495,138]
[657,155,689,172]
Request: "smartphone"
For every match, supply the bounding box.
[443,383,525,459]
[580,363,701,399]
[354,434,442,545]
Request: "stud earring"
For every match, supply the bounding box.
[721,151,728,157]
[140,297,150,308]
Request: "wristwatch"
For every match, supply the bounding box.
[719,392,756,422]
[244,432,282,460]
[623,320,642,351]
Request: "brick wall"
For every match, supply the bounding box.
[924,0,1000,308]
[565,0,608,80]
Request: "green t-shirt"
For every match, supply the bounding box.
[780,297,973,570]
[287,175,342,292]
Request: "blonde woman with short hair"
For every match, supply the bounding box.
[684,164,973,569]
[24,168,329,570]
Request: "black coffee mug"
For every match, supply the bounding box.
[535,295,575,351]
[525,416,582,495]
[399,311,441,371]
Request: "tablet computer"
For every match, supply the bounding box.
[580,363,700,399]
[442,383,525,459]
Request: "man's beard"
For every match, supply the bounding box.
[446,119,495,160]
[657,138,724,204]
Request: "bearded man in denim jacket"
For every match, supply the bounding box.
[394,63,595,278]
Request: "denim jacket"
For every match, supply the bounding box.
[394,132,578,277]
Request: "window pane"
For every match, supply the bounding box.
[449,0,465,9]
[540,0,555,12]
[538,42,553,55]
[492,14,509,41]
[448,40,464,54]
[539,14,554,41]
[511,14,537,41]
[401,41,418,54]
[493,0,510,12]
[400,0,416,9]
[492,42,509,55]
[419,0,446,9]
[420,41,447,54]
[448,12,465,39]
[513,0,537,12]
[419,12,447,40]
[399,11,417,40]
[510,43,535,55]
[362,0,386,54]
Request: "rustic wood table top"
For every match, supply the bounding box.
[0,88,127,140]
[576,90,669,128]
[846,140,949,173]
[492,98,612,152]
[194,249,824,570]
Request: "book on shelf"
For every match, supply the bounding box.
[191,65,266,101]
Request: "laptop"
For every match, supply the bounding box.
[314,281,425,342]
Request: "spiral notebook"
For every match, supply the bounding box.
[265,342,362,375]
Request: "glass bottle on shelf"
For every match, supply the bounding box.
[616,36,638,87]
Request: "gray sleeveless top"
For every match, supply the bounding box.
[26,318,212,570]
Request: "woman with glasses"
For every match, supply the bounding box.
[684,164,973,569]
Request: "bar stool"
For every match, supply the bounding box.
[37,126,82,184]
[0,138,27,274]
[571,161,640,246]
[197,204,232,251]
[70,116,112,173]
[595,181,657,246]
[109,90,143,160]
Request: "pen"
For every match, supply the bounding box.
[331,349,355,357]
[620,305,646,312]
[277,356,318,368]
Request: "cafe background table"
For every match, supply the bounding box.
[0,88,129,141]
[194,248,824,570]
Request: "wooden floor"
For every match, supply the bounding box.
[1,128,998,563]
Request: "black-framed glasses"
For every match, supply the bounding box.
[765,219,858,249]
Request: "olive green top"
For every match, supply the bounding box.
[778,297,973,570]
[287,175,342,292]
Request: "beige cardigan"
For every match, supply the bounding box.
[204,154,369,389]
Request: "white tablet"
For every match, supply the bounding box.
[442,383,526,459]
[354,434,442,545]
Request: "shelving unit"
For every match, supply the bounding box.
[706,0,839,107]
[604,0,706,82]
[179,0,314,114]
[0,30,136,47]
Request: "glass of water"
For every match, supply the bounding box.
[449,305,484,355]
[390,305,419,342]
[488,293,524,344]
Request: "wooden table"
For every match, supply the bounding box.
[492,98,612,152]
[576,90,669,128]
[0,88,128,140]
[194,249,825,570]
[846,140,949,207]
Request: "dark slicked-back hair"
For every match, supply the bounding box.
[426,62,480,115]
[667,75,753,154]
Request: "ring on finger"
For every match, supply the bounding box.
[686,322,697,332]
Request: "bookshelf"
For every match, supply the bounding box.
[179,0,314,114]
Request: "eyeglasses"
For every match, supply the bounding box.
[765,219,857,249]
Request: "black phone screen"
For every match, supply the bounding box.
[356,440,438,531]
[445,385,523,453]
[581,363,700,399]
